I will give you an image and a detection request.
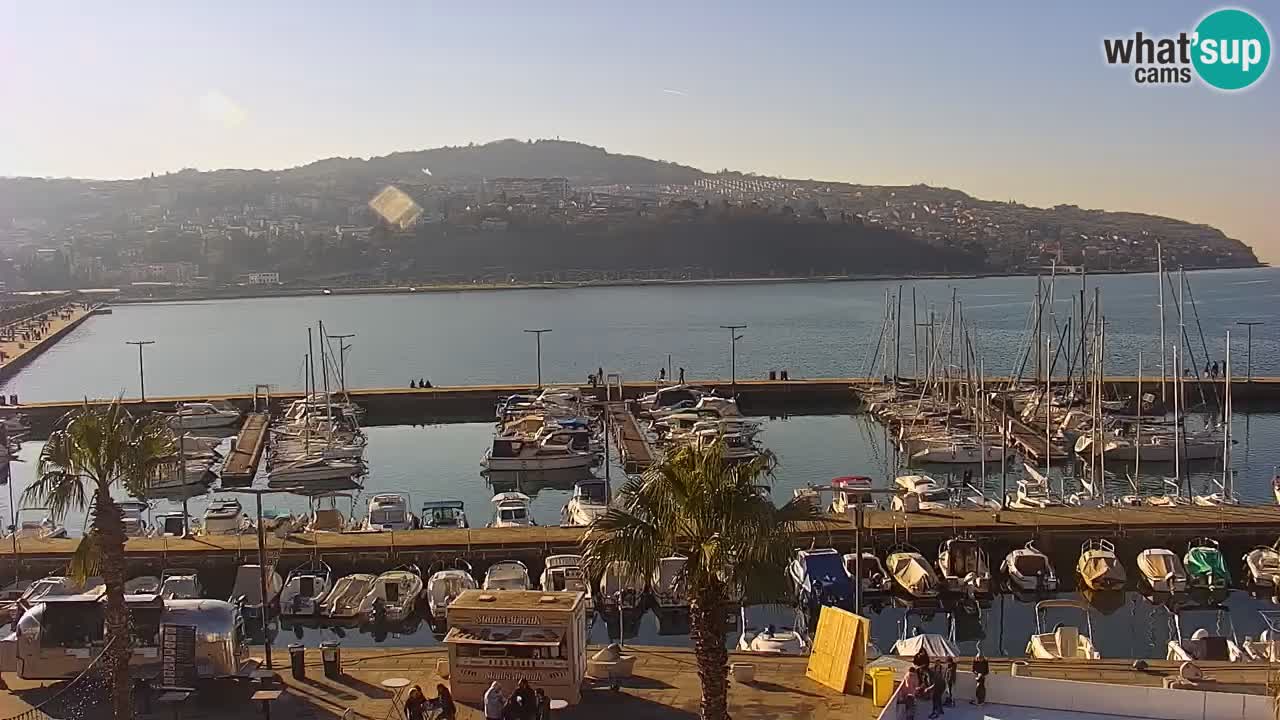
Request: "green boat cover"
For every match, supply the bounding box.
[1185,547,1230,586]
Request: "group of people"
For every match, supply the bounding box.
[1202,360,1227,378]
[587,366,688,387]
[899,649,990,719]
[402,683,455,720]
[409,378,433,388]
[483,679,552,720]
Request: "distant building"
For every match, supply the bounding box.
[244,271,280,285]
[483,177,569,202]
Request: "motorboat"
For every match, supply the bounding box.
[693,395,741,418]
[267,457,365,485]
[885,546,942,599]
[6,509,67,540]
[650,555,689,610]
[159,568,201,600]
[201,498,248,535]
[1274,469,1280,505]
[1001,541,1058,592]
[842,552,891,598]
[426,565,478,621]
[421,500,468,529]
[737,608,807,654]
[229,564,283,621]
[482,433,595,472]
[890,611,959,658]
[1026,599,1100,660]
[599,561,646,610]
[539,555,593,612]
[692,429,758,463]
[788,548,855,613]
[936,536,991,596]
[489,492,535,528]
[827,476,874,515]
[151,512,191,538]
[321,573,376,620]
[1243,544,1280,588]
[482,560,531,591]
[891,474,950,512]
[561,479,610,527]
[1168,611,1245,662]
[119,501,151,538]
[19,577,102,606]
[361,565,424,623]
[1005,464,1064,509]
[1077,539,1126,591]
[304,494,352,533]
[168,400,242,429]
[1242,610,1280,662]
[909,439,1009,465]
[124,576,162,595]
[360,492,419,532]
[280,561,333,618]
[1184,538,1230,591]
[149,457,218,493]
[1136,548,1189,594]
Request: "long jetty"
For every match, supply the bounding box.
[4,505,1279,580]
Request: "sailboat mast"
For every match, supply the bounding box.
[1224,330,1232,499]
[1044,333,1051,482]
[1174,344,1182,497]
[1157,243,1166,402]
[894,286,903,382]
[320,321,333,445]
[912,287,920,381]
[1135,350,1142,497]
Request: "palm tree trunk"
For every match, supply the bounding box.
[689,586,730,720]
[94,486,134,720]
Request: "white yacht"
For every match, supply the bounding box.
[360,565,424,623]
[489,492,535,528]
[1001,541,1057,592]
[693,429,759,463]
[421,500,469,529]
[693,396,741,418]
[651,555,689,610]
[483,560,531,591]
[280,561,333,618]
[427,566,478,621]
[1026,599,1100,660]
[201,498,248,535]
[562,479,610,527]
[908,438,1009,464]
[321,573,376,620]
[168,401,242,429]
[267,457,365,485]
[540,555,593,612]
[360,492,419,532]
[482,433,595,472]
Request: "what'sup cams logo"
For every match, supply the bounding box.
[1104,7,1270,90]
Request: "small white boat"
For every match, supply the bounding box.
[151,512,192,538]
[1168,614,1245,662]
[651,555,689,610]
[936,536,991,596]
[842,552,891,598]
[483,560,531,591]
[229,564,283,619]
[280,561,333,617]
[482,433,595,472]
[885,546,941,599]
[7,508,67,540]
[693,429,758,463]
[600,561,646,610]
[119,501,151,538]
[693,396,741,418]
[891,474,950,512]
[891,621,959,659]
[321,573,377,620]
[427,565,478,621]
[1136,548,1189,593]
[21,576,100,604]
[360,492,419,532]
[202,498,249,535]
[489,492,535,528]
[737,607,807,654]
[421,500,468,529]
[909,440,1009,465]
[361,565,424,623]
[827,476,874,515]
[169,400,242,429]
[267,457,365,485]
[1026,599,1100,660]
[159,568,201,600]
[1273,469,1280,505]
[305,494,352,533]
[562,479,610,527]
[1244,545,1280,588]
[1077,538,1126,591]
[124,576,161,595]
[540,555,593,612]
[1005,464,1064,509]
[1001,541,1058,592]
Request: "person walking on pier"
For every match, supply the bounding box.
[971,651,989,706]
[679,367,685,384]
[1211,361,1219,379]
[927,662,947,718]
[659,367,666,382]
[484,682,505,720]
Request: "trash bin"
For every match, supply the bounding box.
[768,370,777,380]
[780,370,789,381]
[869,667,896,707]
[321,641,342,679]
[288,643,306,680]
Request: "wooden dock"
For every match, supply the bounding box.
[607,402,656,473]
[5,505,1280,579]
[218,412,269,485]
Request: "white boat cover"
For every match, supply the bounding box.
[1079,553,1126,587]
[1248,548,1280,582]
[1137,550,1184,581]
[892,633,959,658]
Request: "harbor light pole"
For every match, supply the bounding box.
[125,340,156,401]
[524,329,552,388]
[720,325,746,396]
[1236,321,1264,383]
[327,332,356,392]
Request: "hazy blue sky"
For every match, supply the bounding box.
[2,1,1277,258]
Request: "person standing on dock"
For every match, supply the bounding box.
[483,682,504,720]
[679,367,685,383]
[971,651,989,706]
[659,367,666,382]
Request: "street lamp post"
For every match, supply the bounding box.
[523,329,552,388]
[327,333,356,393]
[719,325,746,395]
[1236,321,1264,382]
[125,340,156,401]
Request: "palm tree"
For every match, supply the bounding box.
[583,442,823,720]
[23,399,175,720]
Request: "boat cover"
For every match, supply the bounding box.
[1248,549,1280,582]
[1137,550,1184,581]
[890,555,936,595]
[1186,548,1230,582]
[892,633,959,658]
[1079,553,1126,587]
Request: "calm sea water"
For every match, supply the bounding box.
[3,267,1279,401]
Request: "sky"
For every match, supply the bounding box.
[2,1,1278,259]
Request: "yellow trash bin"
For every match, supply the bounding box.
[869,667,896,707]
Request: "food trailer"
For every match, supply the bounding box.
[445,589,587,704]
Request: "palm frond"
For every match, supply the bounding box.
[67,531,103,585]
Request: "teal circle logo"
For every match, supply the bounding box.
[1192,8,1271,90]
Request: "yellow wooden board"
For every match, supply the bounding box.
[805,605,869,694]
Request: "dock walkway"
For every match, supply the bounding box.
[607,402,656,472]
[218,412,269,485]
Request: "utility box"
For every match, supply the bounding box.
[445,590,587,705]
